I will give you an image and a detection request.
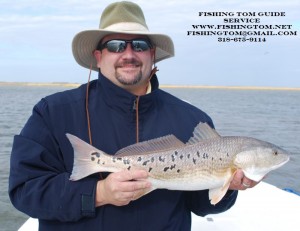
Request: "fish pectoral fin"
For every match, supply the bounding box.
[116,135,184,156]
[209,171,235,205]
[209,183,231,205]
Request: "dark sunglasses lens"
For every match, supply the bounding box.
[106,40,126,52]
[131,40,151,52]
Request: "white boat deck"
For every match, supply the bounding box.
[192,182,300,231]
[19,182,300,231]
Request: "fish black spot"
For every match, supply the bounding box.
[91,152,100,158]
[117,157,122,161]
[137,157,142,162]
[177,169,181,173]
[164,167,170,172]
[123,159,130,165]
[171,155,175,162]
[197,151,200,157]
[148,167,153,172]
[159,156,165,162]
[193,158,196,164]
[219,158,222,161]
[170,164,176,170]
[203,153,208,159]
[91,157,95,161]
[187,154,191,159]
[143,160,150,166]
[97,159,101,164]
[211,157,214,161]
[151,157,155,163]
[174,151,178,155]
[127,166,131,171]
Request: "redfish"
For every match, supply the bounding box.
[67,123,289,204]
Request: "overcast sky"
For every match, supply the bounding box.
[0,0,299,87]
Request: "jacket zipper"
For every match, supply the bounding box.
[133,96,140,143]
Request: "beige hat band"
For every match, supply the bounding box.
[104,22,149,32]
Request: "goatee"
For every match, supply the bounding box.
[115,59,143,86]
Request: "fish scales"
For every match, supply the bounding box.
[67,122,289,204]
[94,138,237,179]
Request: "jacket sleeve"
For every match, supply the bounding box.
[185,189,238,216]
[8,100,98,222]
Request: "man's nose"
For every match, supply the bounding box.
[122,43,135,57]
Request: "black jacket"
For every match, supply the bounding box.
[9,73,237,230]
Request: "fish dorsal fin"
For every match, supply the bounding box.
[116,135,185,156]
[187,122,221,144]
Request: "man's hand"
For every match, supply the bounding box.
[96,170,151,207]
[229,169,260,190]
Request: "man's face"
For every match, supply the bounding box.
[94,33,155,95]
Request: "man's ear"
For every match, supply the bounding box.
[93,50,102,68]
[151,47,156,63]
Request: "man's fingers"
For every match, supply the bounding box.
[231,169,244,186]
[242,178,252,188]
[96,170,151,206]
[120,180,151,192]
[115,169,149,182]
[229,169,260,190]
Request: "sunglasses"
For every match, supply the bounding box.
[98,39,153,53]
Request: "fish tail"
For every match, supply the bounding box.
[66,133,111,181]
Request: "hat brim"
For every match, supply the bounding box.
[72,29,175,71]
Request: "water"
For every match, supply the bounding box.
[0,85,299,230]
[0,85,74,230]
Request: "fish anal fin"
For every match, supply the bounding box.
[116,135,184,157]
[187,122,221,144]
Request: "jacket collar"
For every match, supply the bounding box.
[96,72,159,114]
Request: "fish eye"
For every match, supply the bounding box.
[273,151,278,156]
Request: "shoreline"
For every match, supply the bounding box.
[0,82,80,88]
[1,82,300,91]
[161,84,300,91]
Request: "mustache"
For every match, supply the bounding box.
[115,59,142,68]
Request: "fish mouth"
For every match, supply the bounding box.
[270,156,290,171]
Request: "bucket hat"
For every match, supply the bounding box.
[72,1,174,71]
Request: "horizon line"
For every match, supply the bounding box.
[0,81,300,91]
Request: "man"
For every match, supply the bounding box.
[9,1,257,230]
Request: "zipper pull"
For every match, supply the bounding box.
[133,97,140,110]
